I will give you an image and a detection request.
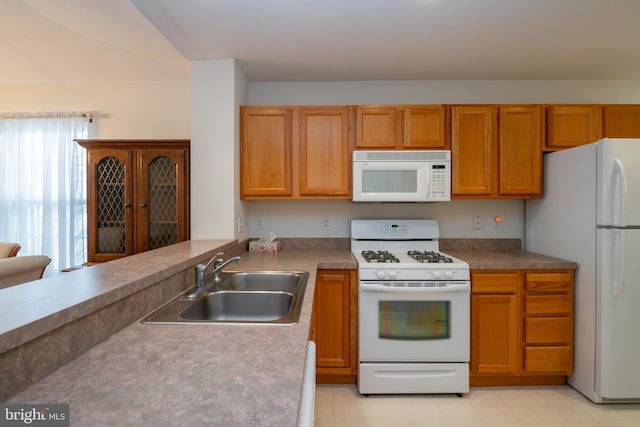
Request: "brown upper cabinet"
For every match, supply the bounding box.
[451,105,498,197]
[545,106,603,151]
[451,105,542,198]
[240,106,352,199]
[241,108,293,197]
[355,105,447,149]
[604,106,640,138]
[546,105,640,152]
[241,103,639,201]
[499,106,543,197]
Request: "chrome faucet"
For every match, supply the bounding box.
[185,252,241,299]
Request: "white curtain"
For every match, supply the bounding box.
[0,114,89,272]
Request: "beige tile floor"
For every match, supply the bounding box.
[315,384,640,427]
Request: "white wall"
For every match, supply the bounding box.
[243,79,640,240]
[246,199,523,239]
[5,77,640,242]
[248,80,640,105]
[190,59,248,240]
[0,82,190,138]
[234,65,250,241]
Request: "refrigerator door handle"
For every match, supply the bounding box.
[613,229,625,296]
[612,159,627,226]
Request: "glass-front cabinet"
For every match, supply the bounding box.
[77,140,190,263]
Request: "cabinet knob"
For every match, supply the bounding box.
[140,199,147,208]
[124,199,132,208]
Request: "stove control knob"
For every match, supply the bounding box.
[388,271,398,280]
[444,271,454,279]
[432,270,442,279]
[376,270,387,279]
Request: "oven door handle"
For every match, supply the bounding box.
[359,283,470,293]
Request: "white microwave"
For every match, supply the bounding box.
[352,150,451,202]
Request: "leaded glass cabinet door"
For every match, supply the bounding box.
[86,149,134,262]
[136,149,188,252]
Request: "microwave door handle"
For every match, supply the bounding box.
[359,283,470,293]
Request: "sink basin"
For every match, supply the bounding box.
[220,271,303,291]
[181,291,293,322]
[142,271,308,325]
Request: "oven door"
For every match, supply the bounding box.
[359,281,470,362]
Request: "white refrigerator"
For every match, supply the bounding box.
[526,138,640,403]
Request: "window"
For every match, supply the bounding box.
[0,113,91,272]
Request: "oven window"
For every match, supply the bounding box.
[362,170,417,193]
[379,301,450,340]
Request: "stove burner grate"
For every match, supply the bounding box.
[407,250,453,263]
[361,250,399,263]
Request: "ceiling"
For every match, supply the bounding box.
[3,0,640,84]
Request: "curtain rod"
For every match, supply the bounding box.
[0,112,93,121]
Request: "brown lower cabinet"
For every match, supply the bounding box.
[470,269,574,386]
[309,269,358,384]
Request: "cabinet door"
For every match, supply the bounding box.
[499,106,543,196]
[546,106,603,150]
[355,107,398,148]
[604,106,640,138]
[471,294,519,374]
[451,106,497,196]
[404,107,447,148]
[87,149,134,262]
[311,270,357,375]
[240,107,292,196]
[299,107,351,197]
[137,149,189,253]
[471,271,520,376]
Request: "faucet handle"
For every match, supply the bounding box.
[215,251,229,264]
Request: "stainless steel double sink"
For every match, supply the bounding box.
[142,271,309,326]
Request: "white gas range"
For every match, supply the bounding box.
[351,219,470,395]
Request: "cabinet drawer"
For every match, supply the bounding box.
[525,317,572,344]
[525,272,572,292]
[472,272,519,293]
[525,294,572,314]
[525,346,572,374]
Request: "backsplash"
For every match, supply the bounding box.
[244,199,525,240]
[440,238,522,252]
[242,238,521,253]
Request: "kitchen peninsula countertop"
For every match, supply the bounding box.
[5,245,356,427]
[4,239,574,426]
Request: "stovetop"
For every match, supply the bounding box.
[361,250,456,264]
[352,249,468,269]
[351,219,470,281]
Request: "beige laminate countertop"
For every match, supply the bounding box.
[448,250,577,270]
[3,241,573,426]
[5,245,356,427]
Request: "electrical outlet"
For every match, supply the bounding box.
[472,215,481,231]
[321,216,331,232]
[255,216,264,231]
[494,215,503,229]
[237,216,246,234]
